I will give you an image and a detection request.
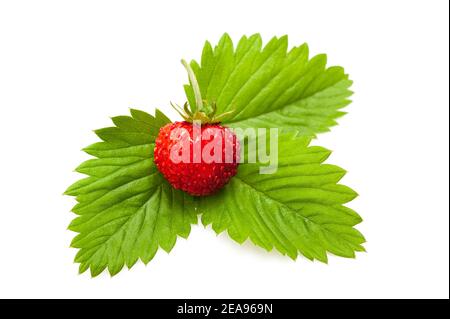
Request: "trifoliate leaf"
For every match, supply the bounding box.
[184,33,352,135]
[199,134,365,261]
[65,109,197,277]
[66,34,363,277]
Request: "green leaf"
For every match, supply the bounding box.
[66,34,362,276]
[185,33,353,136]
[199,134,365,262]
[65,109,197,277]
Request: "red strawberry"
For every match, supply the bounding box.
[154,59,241,196]
[154,121,240,196]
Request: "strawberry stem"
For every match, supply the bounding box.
[181,59,203,113]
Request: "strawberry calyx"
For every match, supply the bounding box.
[170,60,235,124]
[170,101,234,124]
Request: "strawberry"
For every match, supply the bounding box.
[154,59,241,196]
[154,121,240,196]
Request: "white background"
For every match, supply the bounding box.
[0,0,448,299]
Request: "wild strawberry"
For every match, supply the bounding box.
[153,59,241,196]
[154,121,240,196]
[154,59,241,196]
